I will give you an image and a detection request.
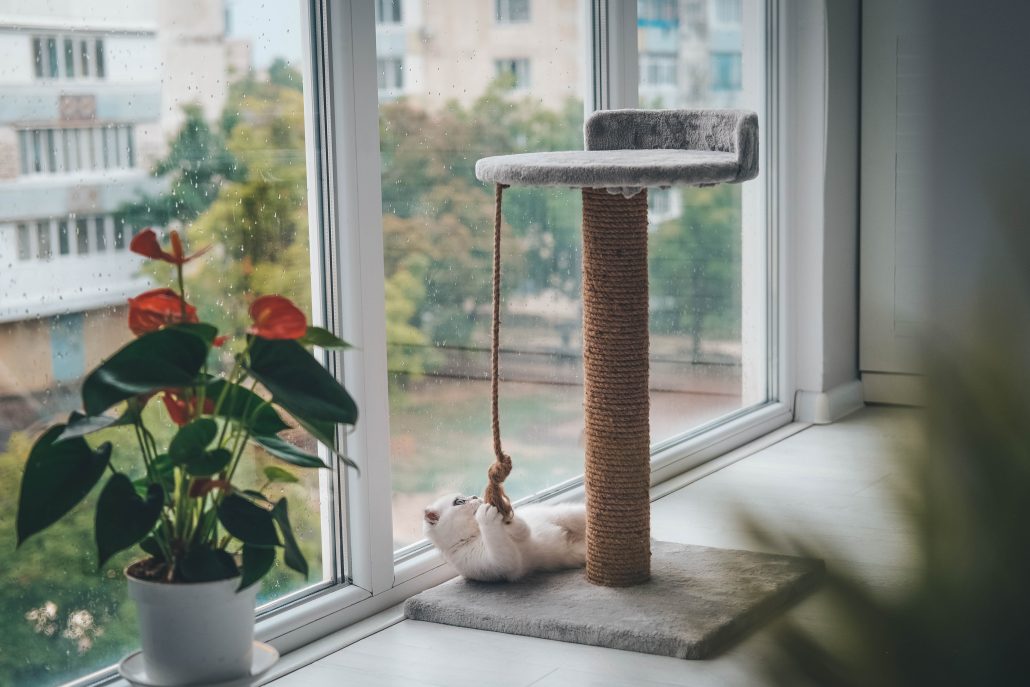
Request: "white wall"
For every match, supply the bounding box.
[783,0,862,422]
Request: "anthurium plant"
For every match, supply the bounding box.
[15,229,358,588]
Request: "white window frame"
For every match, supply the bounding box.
[68,2,789,683]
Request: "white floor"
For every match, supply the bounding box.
[269,406,920,686]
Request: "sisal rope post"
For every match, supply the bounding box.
[581,187,652,586]
[483,183,514,522]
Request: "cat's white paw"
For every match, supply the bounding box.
[475,503,505,528]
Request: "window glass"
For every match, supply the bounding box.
[79,38,90,76]
[36,221,52,259]
[17,223,32,259]
[0,3,320,685]
[57,220,70,255]
[64,38,75,77]
[379,3,585,550]
[46,38,58,78]
[638,0,767,443]
[95,38,105,78]
[32,38,44,78]
[94,216,108,251]
[496,0,531,23]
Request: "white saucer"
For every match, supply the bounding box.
[118,641,279,687]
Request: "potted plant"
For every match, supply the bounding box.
[14,229,358,685]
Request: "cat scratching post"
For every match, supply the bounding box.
[476,109,760,587]
[406,111,821,660]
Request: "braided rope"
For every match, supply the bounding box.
[581,187,651,586]
[483,183,514,521]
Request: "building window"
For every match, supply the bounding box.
[64,38,75,78]
[36,221,52,260]
[16,223,32,260]
[495,58,530,88]
[638,0,677,25]
[58,220,71,255]
[714,0,743,24]
[30,34,106,80]
[94,216,108,252]
[377,57,404,91]
[711,51,742,91]
[95,38,106,78]
[18,125,137,175]
[375,0,402,24]
[640,54,677,86]
[75,217,89,254]
[496,0,530,23]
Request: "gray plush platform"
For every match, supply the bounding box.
[404,540,823,659]
[475,149,741,189]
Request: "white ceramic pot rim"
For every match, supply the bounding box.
[125,565,254,603]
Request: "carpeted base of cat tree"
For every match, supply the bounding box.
[404,540,823,659]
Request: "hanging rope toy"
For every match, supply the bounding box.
[483,183,515,522]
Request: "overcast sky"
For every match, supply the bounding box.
[224,0,304,70]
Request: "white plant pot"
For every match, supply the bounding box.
[126,569,259,685]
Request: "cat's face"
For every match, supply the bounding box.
[423,492,481,541]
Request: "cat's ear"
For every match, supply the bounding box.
[424,509,440,525]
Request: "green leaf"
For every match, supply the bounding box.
[57,409,135,442]
[239,544,275,590]
[17,426,112,546]
[252,434,329,469]
[171,322,219,345]
[217,493,280,547]
[263,466,299,484]
[272,498,308,577]
[207,379,289,436]
[245,337,358,426]
[139,536,164,560]
[168,418,218,465]
[299,326,353,350]
[178,547,239,582]
[95,474,163,567]
[82,328,208,416]
[184,448,232,477]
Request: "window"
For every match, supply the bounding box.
[640,0,769,456]
[30,34,106,80]
[94,216,108,251]
[640,54,677,85]
[715,0,743,24]
[0,2,776,683]
[16,223,31,260]
[35,221,52,260]
[2,4,325,685]
[18,126,138,174]
[711,51,742,91]
[495,58,530,89]
[94,38,105,78]
[74,217,89,254]
[495,0,530,23]
[376,0,402,24]
[639,0,677,25]
[46,38,58,78]
[377,57,404,92]
[57,220,70,255]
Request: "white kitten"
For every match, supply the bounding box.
[423,493,586,582]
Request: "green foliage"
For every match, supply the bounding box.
[649,185,742,361]
[118,105,244,229]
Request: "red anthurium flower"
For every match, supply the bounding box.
[249,295,307,340]
[162,390,215,426]
[128,288,199,336]
[130,228,211,265]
